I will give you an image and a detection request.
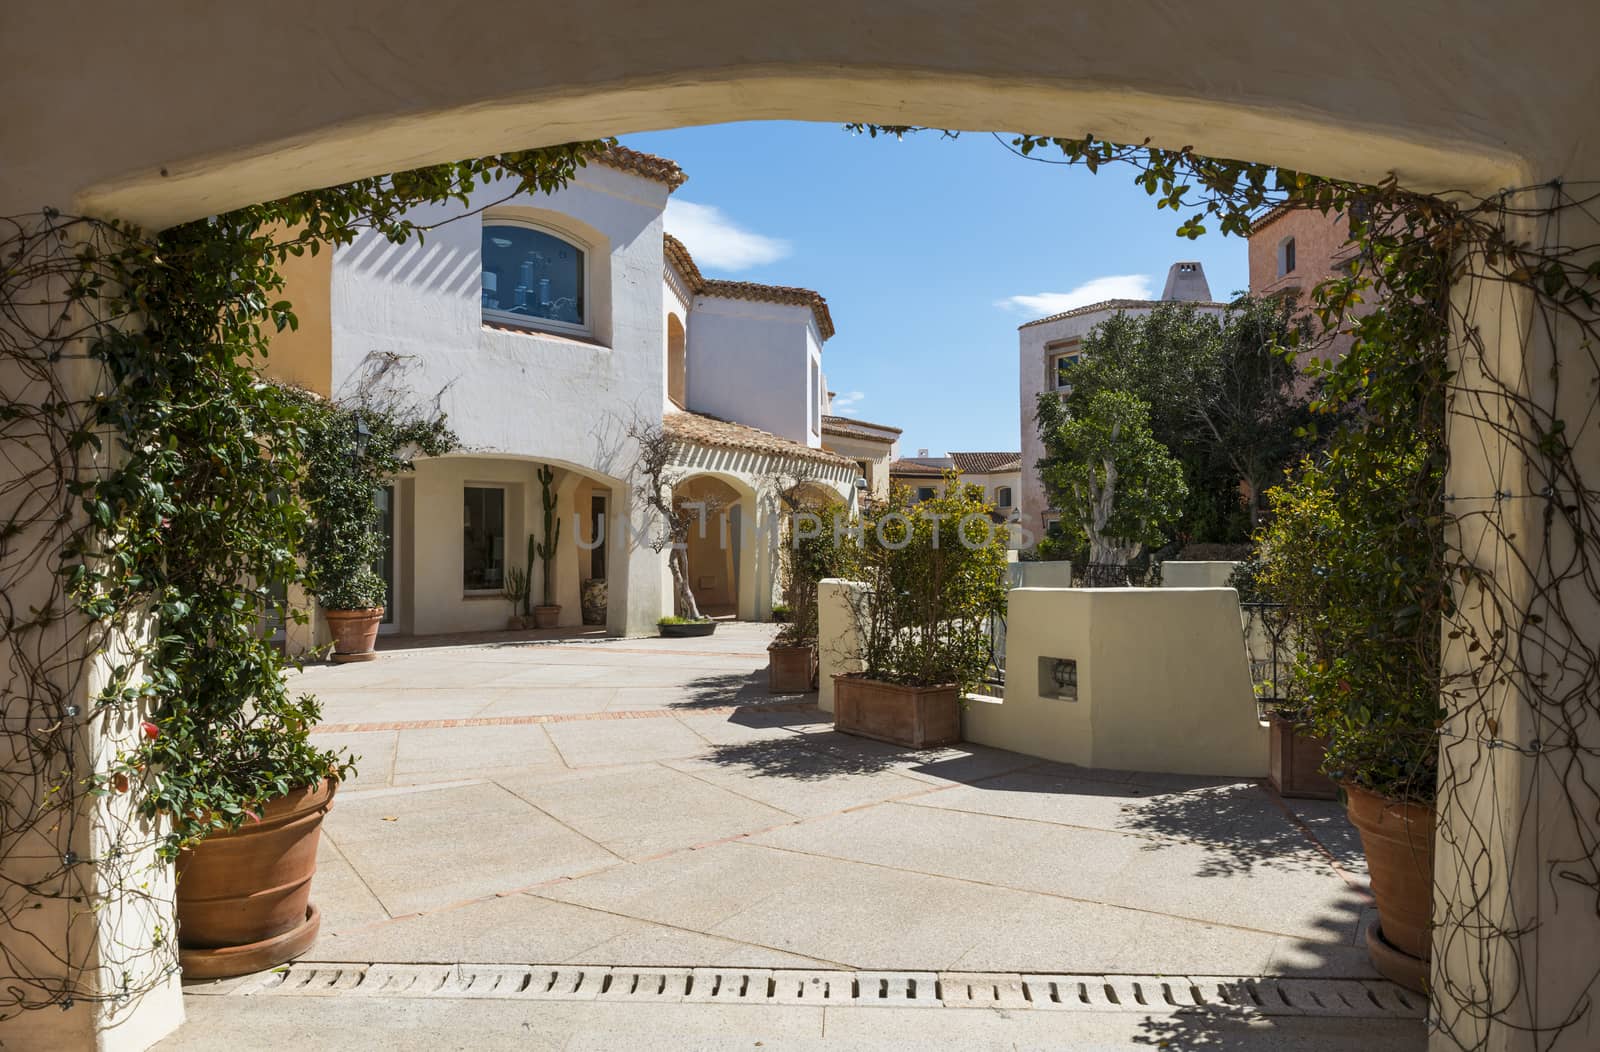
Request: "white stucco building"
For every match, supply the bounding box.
[266,146,862,640]
[1016,261,1225,547]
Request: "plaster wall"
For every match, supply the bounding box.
[327,165,666,476]
[261,235,334,396]
[1160,561,1241,589]
[966,588,1268,776]
[817,582,1266,776]
[1247,207,1357,368]
[818,432,895,501]
[685,297,819,444]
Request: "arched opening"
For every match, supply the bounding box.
[674,473,745,618]
[666,312,687,408]
[5,17,1595,1051]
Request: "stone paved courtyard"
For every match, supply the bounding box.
[164,623,1424,1048]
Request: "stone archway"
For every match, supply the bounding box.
[5,10,1599,1051]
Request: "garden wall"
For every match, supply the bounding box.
[819,581,1267,777]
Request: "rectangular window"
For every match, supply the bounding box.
[1052,350,1082,389]
[810,359,821,432]
[463,486,506,592]
[916,486,937,502]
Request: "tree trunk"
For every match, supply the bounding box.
[670,546,702,620]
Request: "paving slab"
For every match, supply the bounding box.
[324,782,620,915]
[498,764,793,859]
[391,722,563,777]
[310,730,396,789]
[540,714,710,766]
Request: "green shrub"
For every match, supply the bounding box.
[847,479,1009,694]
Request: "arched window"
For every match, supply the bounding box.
[996,486,1013,508]
[481,221,588,334]
[666,313,687,407]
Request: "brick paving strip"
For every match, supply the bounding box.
[313,701,819,735]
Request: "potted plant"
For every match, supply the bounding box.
[835,479,1008,747]
[627,419,718,633]
[1230,559,1338,800]
[531,464,562,628]
[501,564,532,629]
[302,400,453,659]
[658,614,717,638]
[768,497,851,693]
[1258,435,1444,992]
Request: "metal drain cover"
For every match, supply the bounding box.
[198,963,1423,1018]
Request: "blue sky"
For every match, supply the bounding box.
[624,122,1249,457]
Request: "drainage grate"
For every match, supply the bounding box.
[204,963,1422,1018]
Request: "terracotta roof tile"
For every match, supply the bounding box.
[821,414,902,442]
[889,458,950,478]
[950,451,1021,474]
[665,410,852,469]
[663,234,836,341]
[1018,297,1228,331]
[592,145,687,191]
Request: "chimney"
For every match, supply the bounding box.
[917,448,929,457]
[1161,261,1212,302]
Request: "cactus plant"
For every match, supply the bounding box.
[535,464,562,609]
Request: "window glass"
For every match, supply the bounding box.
[482,224,585,328]
[997,486,1013,508]
[1054,352,1081,388]
[463,487,506,591]
[916,487,937,502]
[373,484,395,622]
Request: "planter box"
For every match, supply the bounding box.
[767,644,816,693]
[833,675,960,748]
[660,620,716,638]
[532,604,561,629]
[1267,714,1339,799]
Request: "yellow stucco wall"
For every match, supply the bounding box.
[259,235,333,397]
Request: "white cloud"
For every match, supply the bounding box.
[664,200,791,272]
[831,390,866,411]
[996,274,1154,317]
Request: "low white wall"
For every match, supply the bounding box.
[816,578,865,714]
[817,581,1267,777]
[1160,560,1241,589]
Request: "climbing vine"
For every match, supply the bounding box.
[0,141,611,1018]
[852,125,1600,1049]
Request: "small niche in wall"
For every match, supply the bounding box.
[1039,657,1078,701]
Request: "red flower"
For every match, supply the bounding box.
[140,720,160,741]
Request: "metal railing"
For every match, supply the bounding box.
[1239,601,1296,720]
[982,609,1007,688]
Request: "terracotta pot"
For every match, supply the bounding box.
[1267,714,1339,800]
[834,675,960,749]
[1345,783,1434,990]
[532,604,561,629]
[324,607,382,662]
[659,620,716,638]
[768,644,816,693]
[176,778,336,978]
